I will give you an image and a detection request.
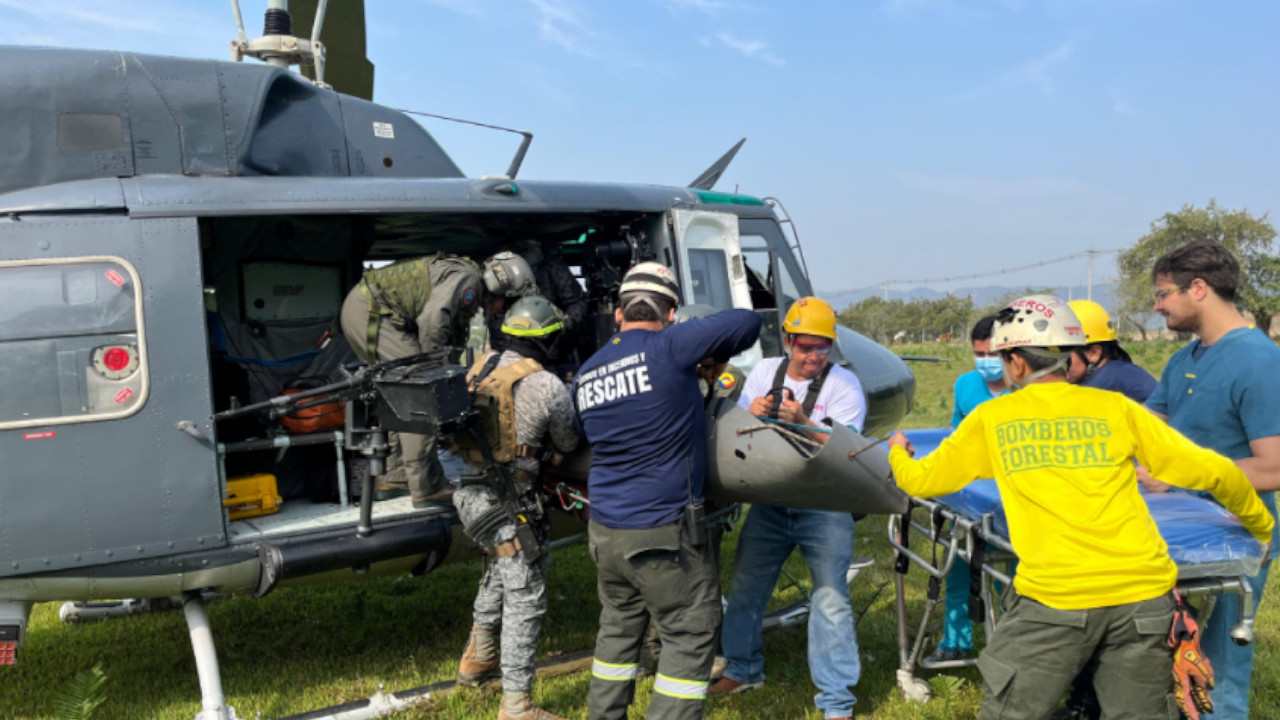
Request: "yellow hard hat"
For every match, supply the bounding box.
[1068,300,1116,343]
[783,297,838,340]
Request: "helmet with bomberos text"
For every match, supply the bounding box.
[992,294,1086,387]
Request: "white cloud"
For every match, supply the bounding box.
[715,32,784,66]
[959,41,1075,101]
[528,0,596,56]
[898,172,1088,203]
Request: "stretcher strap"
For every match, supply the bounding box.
[894,508,911,575]
[968,528,986,622]
[927,507,944,601]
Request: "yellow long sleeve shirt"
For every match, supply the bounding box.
[889,382,1275,610]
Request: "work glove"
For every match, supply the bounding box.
[1168,595,1214,720]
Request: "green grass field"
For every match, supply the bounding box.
[2,341,1276,719]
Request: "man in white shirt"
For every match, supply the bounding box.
[709,297,866,720]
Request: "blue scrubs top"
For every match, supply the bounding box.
[1147,326,1280,557]
[951,369,1005,427]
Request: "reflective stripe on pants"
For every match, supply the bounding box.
[588,520,720,720]
[592,659,639,682]
[654,674,709,700]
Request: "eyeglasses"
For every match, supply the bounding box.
[1154,286,1186,303]
[791,343,833,357]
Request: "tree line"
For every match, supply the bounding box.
[840,200,1279,343]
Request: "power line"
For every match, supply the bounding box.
[837,248,1122,293]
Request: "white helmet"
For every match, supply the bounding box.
[619,262,681,317]
[992,295,1086,387]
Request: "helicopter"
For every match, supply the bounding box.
[0,2,916,718]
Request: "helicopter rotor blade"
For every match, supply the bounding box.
[288,0,375,100]
[688,137,746,191]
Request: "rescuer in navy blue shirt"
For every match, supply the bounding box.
[576,262,761,720]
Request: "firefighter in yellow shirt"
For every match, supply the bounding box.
[886,295,1273,720]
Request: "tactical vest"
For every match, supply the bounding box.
[455,353,544,466]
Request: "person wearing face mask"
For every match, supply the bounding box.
[953,315,1007,425]
[924,314,1007,665]
[886,295,1273,720]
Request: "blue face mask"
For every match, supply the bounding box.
[975,356,1003,382]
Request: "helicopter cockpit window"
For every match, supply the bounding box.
[0,257,147,429]
[687,248,733,309]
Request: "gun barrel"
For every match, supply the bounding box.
[212,375,363,423]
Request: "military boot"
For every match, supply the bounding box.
[457,626,501,686]
[373,468,410,501]
[497,690,566,720]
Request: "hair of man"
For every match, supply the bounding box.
[1001,348,1065,375]
[1151,239,1241,302]
[620,292,676,323]
[971,314,999,343]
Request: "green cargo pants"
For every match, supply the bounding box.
[977,587,1179,720]
[588,520,720,720]
[339,285,444,501]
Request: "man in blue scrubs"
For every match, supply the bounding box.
[1144,240,1280,720]
[928,314,1005,664]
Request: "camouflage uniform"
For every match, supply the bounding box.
[339,256,483,501]
[454,349,579,693]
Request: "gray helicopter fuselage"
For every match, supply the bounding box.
[0,46,914,622]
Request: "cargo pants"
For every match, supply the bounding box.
[339,287,445,501]
[588,520,720,720]
[455,483,549,693]
[976,587,1178,720]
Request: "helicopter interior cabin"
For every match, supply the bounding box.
[200,206,807,541]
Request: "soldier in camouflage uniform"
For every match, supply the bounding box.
[338,252,532,507]
[454,296,579,720]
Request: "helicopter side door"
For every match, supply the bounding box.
[0,216,223,578]
[669,209,763,373]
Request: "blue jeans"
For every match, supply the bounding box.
[722,506,860,718]
[1199,561,1271,719]
[940,558,974,653]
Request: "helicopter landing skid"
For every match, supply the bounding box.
[183,591,240,720]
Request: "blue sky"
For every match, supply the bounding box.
[1,0,1276,294]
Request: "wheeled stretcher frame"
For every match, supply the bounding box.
[887,495,1258,702]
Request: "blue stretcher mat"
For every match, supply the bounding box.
[901,428,1265,579]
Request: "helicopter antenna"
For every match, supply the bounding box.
[229,0,331,89]
[397,109,535,179]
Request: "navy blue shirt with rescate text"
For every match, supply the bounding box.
[573,309,762,529]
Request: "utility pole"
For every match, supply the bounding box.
[1086,249,1097,301]
[882,280,889,301]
